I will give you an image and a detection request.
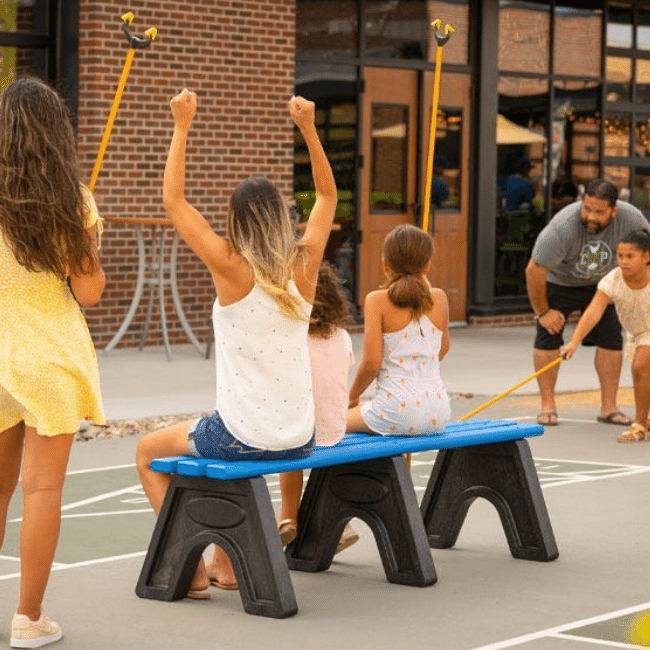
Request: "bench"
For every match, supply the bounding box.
[135,418,558,618]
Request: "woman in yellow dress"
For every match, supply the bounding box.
[0,78,105,648]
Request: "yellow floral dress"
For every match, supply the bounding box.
[0,187,105,436]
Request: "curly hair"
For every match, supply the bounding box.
[309,261,355,338]
[382,224,434,320]
[0,77,95,280]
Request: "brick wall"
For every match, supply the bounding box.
[77,0,296,349]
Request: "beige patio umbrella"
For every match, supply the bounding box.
[497,114,547,145]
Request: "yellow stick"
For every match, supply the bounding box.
[422,44,444,233]
[422,21,454,233]
[459,356,564,422]
[88,47,136,193]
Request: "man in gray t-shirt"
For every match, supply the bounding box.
[525,178,648,427]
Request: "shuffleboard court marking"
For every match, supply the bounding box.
[466,601,650,650]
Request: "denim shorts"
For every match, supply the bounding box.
[534,282,623,351]
[187,410,314,461]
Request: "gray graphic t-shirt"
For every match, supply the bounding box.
[531,200,648,286]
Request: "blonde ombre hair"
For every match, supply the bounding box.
[227,176,306,318]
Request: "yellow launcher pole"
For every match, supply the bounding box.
[88,13,157,192]
[421,20,454,233]
[88,47,136,192]
[459,356,564,422]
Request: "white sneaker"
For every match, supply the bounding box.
[10,613,62,648]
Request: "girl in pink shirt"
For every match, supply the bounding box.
[277,262,357,551]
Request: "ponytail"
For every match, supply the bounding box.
[382,224,434,319]
[386,273,433,319]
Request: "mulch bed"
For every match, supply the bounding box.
[75,412,210,442]
[74,392,477,442]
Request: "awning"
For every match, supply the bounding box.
[497,114,547,144]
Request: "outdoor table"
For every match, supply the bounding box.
[102,216,205,360]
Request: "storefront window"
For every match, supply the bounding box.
[364,0,428,60]
[370,104,408,211]
[553,80,599,210]
[495,75,548,297]
[635,114,650,158]
[636,58,650,104]
[606,56,632,103]
[296,0,358,59]
[294,63,358,296]
[604,165,631,196]
[607,3,633,49]
[498,1,550,74]
[430,107,461,211]
[553,6,601,77]
[604,113,632,157]
[426,1,469,65]
[638,9,650,52]
[633,166,650,218]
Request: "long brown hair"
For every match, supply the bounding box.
[227,176,305,318]
[0,77,95,280]
[309,261,354,338]
[382,224,434,319]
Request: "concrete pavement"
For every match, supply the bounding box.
[97,323,633,421]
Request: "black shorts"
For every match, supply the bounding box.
[534,282,622,351]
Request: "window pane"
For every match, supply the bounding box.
[636,59,650,104]
[553,6,602,77]
[296,0,358,59]
[607,3,633,48]
[499,1,550,74]
[633,167,650,219]
[604,113,632,157]
[364,0,428,60]
[606,56,632,103]
[496,75,548,298]
[636,115,650,157]
[431,108,461,211]
[569,113,600,193]
[370,104,408,211]
[604,165,630,196]
[426,1,469,65]
[294,64,358,297]
[638,8,650,51]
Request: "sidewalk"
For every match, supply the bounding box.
[97,323,633,421]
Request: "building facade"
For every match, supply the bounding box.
[2,0,650,347]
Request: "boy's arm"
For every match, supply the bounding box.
[561,290,611,359]
[348,292,383,407]
[162,89,236,277]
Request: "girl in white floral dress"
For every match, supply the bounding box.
[562,229,650,442]
[347,224,451,436]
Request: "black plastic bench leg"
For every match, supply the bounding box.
[420,440,559,561]
[286,456,437,586]
[136,474,298,618]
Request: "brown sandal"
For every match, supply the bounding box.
[616,422,647,443]
[278,518,298,546]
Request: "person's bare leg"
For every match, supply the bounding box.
[0,422,24,551]
[534,348,561,423]
[346,405,373,433]
[136,421,210,592]
[18,427,73,621]
[595,347,625,419]
[205,545,237,588]
[631,346,650,427]
[279,471,303,522]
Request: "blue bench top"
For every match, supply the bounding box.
[151,419,543,481]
